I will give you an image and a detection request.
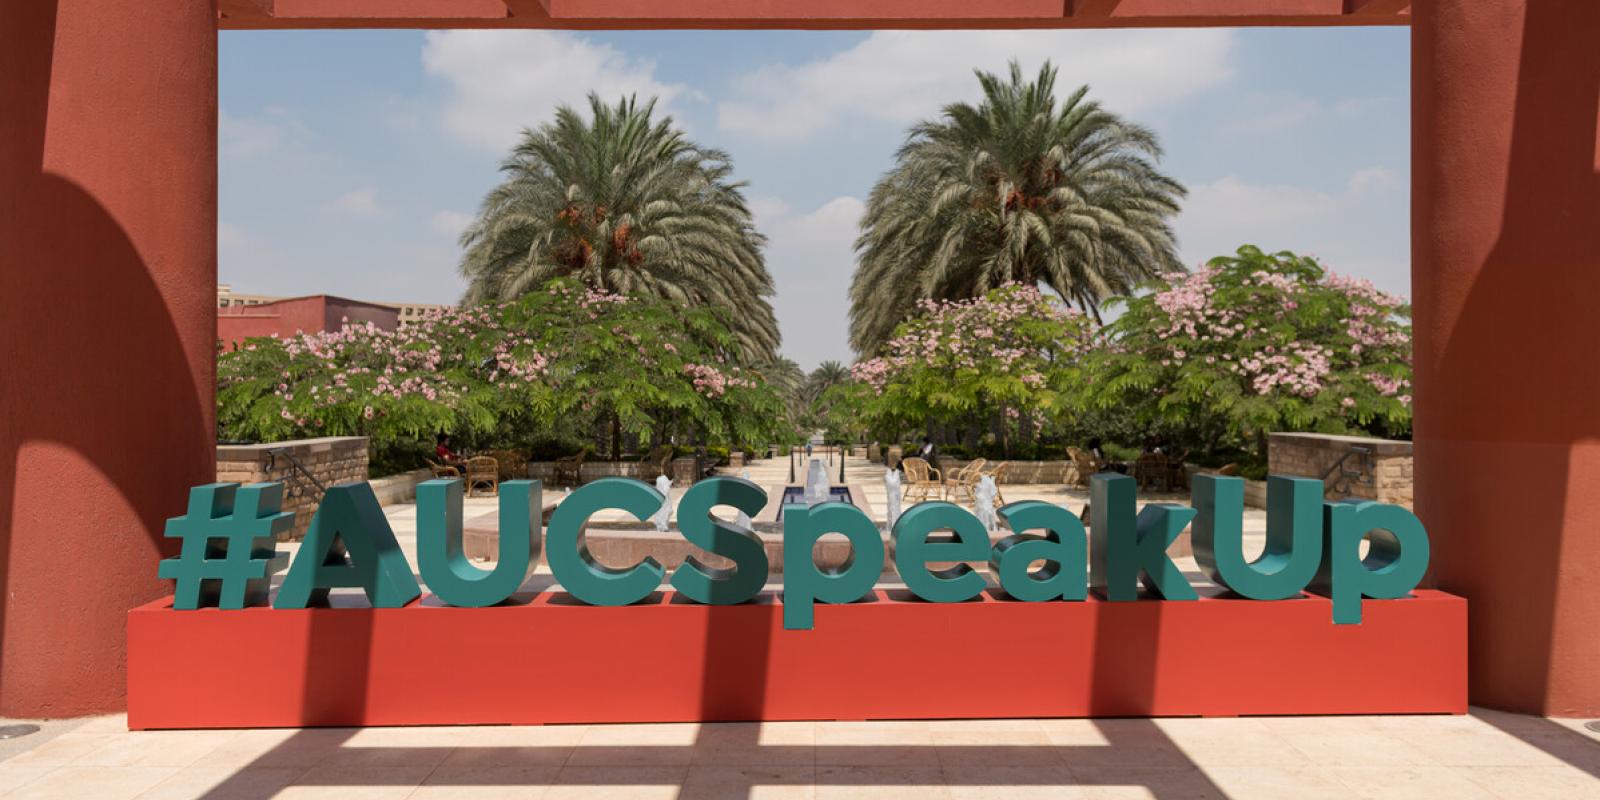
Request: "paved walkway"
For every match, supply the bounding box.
[0,708,1597,798]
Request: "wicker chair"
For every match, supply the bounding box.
[900,457,944,503]
[1133,453,1171,492]
[426,459,460,479]
[554,448,588,486]
[943,458,988,505]
[481,449,527,482]
[1066,447,1100,488]
[465,456,499,497]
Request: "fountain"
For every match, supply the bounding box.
[883,469,903,529]
[804,458,829,505]
[652,474,673,532]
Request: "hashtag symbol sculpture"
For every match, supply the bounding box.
[159,482,293,610]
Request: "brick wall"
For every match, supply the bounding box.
[215,436,369,540]
[1267,432,1414,509]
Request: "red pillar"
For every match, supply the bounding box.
[1413,1,1600,716]
[0,1,217,716]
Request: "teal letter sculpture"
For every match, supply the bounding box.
[275,482,421,608]
[891,501,990,603]
[991,501,1087,602]
[781,502,884,630]
[1310,500,1430,624]
[159,482,292,609]
[1089,473,1196,601]
[546,477,665,605]
[670,476,770,605]
[417,479,542,607]
[1193,475,1322,600]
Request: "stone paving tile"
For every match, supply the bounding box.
[408,766,559,799]
[3,765,178,800]
[2,710,1600,798]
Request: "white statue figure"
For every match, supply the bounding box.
[974,475,999,532]
[883,469,903,530]
[653,474,673,532]
[736,469,754,530]
[805,458,829,505]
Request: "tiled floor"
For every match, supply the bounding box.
[1,709,1597,798]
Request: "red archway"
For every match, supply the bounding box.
[3,0,1596,717]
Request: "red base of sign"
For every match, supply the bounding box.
[127,589,1467,729]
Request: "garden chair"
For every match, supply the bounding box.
[1165,449,1191,491]
[483,449,526,482]
[900,457,944,503]
[982,461,1009,506]
[943,458,987,505]
[426,459,460,479]
[554,448,588,486]
[1134,453,1171,492]
[1066,448,1100,488]
[465,456,499,497]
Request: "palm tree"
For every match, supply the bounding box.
[849,61,1185,353]
[757,356,809,424]
[804,361,851,408]
[459,94,780,361]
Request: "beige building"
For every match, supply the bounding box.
[217,285,449,325]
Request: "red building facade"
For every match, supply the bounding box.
[2,0,1596,719]
[217,295,400,348]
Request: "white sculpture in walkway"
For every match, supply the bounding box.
[884,469,903,530]
[974,475,999,532]
[653,474,673,532]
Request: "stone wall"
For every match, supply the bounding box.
[370,468,433,506]
[1268,432,1414,509]
[215,436,369,540]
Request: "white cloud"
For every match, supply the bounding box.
[422,30,690,153]
[1225,92,1388,136]
[1182,177,1337,235]
[220,108,310,158]
[430,210,474,238]
[217,221,248,250]
[1175,170,1409,295]
[717,29,1236,142]
[1224,94,1322,133]
[756,195,865,368]
[1348,166,1401,194]
[332,188,382,217]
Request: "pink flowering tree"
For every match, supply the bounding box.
[218,279,787,473]
[217,305,550,471]
[1077,246,1412,463]
[847,284,1096,455]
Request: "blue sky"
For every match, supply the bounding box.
[220,27,1410,368]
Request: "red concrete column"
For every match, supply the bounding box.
[0,1,217,716]
[1413,1,1600,716]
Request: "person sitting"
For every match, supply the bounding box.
[435,433,467,471]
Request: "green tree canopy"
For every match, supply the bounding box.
[217,280,789,472]
[1076,246,1413,460]
[459,94,780,362]
[849,61,1185,353]
[847,284,1096,454]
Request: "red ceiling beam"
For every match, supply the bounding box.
[216,0,1411,29]
[1346,0,1411,16]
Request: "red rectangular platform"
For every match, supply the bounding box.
[127,589,1467,729]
